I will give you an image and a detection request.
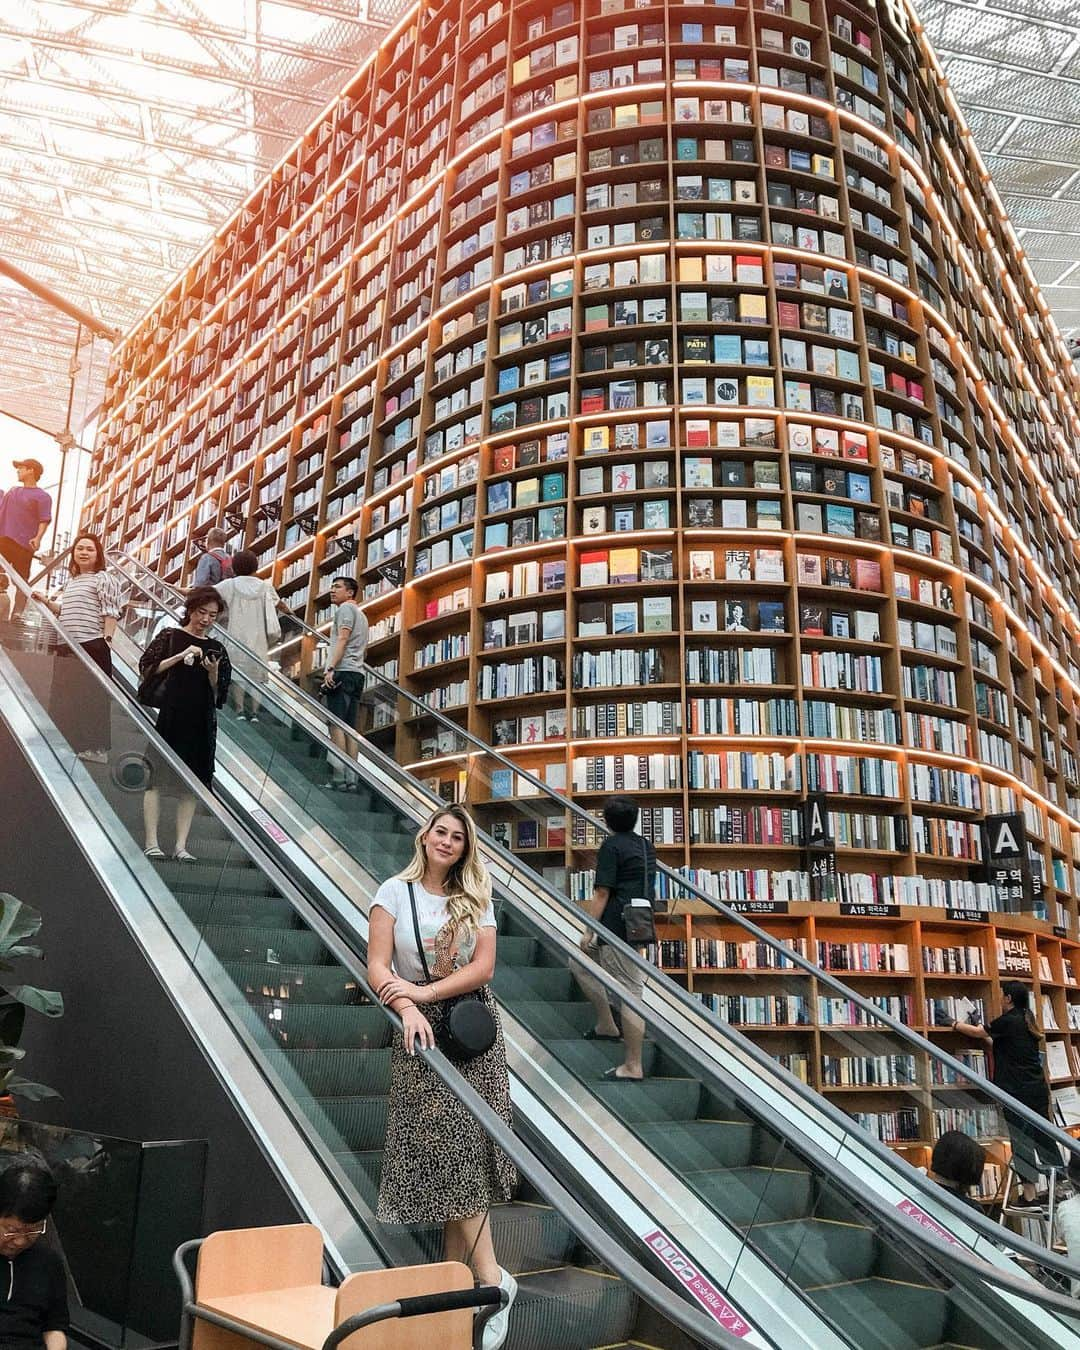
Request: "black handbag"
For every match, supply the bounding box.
[136,669,169,708]
[407,883,497,1062]
[621,833,657,946]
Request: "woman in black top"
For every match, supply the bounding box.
[951,981,1059,1205]
[139,585,231,862]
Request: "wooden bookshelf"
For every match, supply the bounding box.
[86,0,1080,1138]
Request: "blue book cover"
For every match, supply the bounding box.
[825,503,856,537]
[713,334,743,363]
[491,768,514,798]
[676,137,699,160]
[487,481,511,514]
[541,472,565,501]
[484,522,509,549]
[846,472,872,502]
[497,366,521,393]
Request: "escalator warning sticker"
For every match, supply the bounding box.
[251,808,289,845]
[642,1230,752,1336]
[895,1198,958,1245]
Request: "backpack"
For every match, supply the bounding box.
[208,548,233,581]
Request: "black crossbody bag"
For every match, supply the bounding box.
[407,883,497,1062]
[621,834,657,946]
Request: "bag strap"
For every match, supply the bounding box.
[406,882,434,984]
[640,831,650,897]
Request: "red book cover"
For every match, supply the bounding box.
[777,300,801,328]
[492,444,516,473]
[887,371,907,396]
[854,559,882,591]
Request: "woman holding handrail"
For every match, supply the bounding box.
[368,804,517,1350]
[951,981,1060,1207]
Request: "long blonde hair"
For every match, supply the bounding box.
[399,805,491,930]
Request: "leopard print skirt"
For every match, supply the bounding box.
[376,985,517,1225]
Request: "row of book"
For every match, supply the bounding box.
[689,937,808,970]
[816,942,911,973]
[929,1050,989,1084]
[922,946,986,976]
[820,1055,918,1088]
[684,869,1000,912]
[911,816,982,862]
[570,753,682,793]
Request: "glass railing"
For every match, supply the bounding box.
[2,1119,205,1350]
[0,560,741,1350]
[99,546,1080,1272]
[82,556,1080,1326]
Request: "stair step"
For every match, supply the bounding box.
[154,860,277,895]
[248,1002,389,1050]
[492,966,578,1003]
[177,892,300,929]
[272,1047,392,1097]
[542,1039,659,1079]
[510,1001,596,1039]
[593,1077,701,1124]
[225,961,362,1004]
[635,1119,755,1171]
[300,1094,389,1151]
[807,1277,949,1350]
[750,1217,878,1286]
[496,936,539,966]
[689,1165,814,1226]
[200,925,330,965]
[507,1268,637,1350]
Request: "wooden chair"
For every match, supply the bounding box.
[175,1224,502,1350]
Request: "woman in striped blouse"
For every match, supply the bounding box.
[34,533,122,763]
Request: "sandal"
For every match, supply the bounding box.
[173,849,197,863]
[601,1066,644,1082]
[583,1030,621,1042]
[143,846,165,860]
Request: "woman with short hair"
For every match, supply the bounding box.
[138,585,231,862]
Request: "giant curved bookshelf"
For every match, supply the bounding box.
[86,0,1080,1150]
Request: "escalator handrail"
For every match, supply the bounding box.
[15,556,1080,1318]
[1,558,744,1350]
[97,553,1080,1287]
[101,548,1080,1172]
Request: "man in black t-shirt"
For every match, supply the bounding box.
[573,795,656,1081]
[0,1163,68,1350]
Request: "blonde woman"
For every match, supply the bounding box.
[368,805,517,1350]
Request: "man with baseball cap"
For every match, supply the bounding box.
[0,459,53,617]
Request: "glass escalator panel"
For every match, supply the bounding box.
[0,590,737,1350]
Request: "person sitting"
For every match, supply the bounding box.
[0,1161,67,1350]
[929,1130,986,1210]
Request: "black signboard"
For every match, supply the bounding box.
[982,812,1038,914]
[731,900,790,915]
[946,908,989,924]
[803,793,833,849]
[840,902,901,918]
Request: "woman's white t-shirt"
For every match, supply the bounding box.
[372,876,496,982]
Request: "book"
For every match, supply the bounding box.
[689,549,716,581]
[580,550,609,587]
[691,600,718,632]
[642,596,673,632]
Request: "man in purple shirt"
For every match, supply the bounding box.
[0,460,53,617]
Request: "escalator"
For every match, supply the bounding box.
[102,548,1080,1293]
[15,557,1080,1346]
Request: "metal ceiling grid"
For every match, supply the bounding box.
[0,0,406,434]
[0,0,1077,439]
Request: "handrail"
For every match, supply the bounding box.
[4,557,739,1350]
[100,550,1080,1285]
[16,556,1080,1316]
[103,548,1080,1174]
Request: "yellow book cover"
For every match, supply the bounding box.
[614,103,639,127]
[609,547,639,584]
[511,56,530,85]
[678,256,704,282]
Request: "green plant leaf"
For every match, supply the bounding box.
[0,897,43,950]
[3,986,63,1018]
[8,1076,60,1102]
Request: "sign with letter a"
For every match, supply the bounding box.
[982,812,1038,914]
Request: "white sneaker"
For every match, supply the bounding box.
[481,1269,517,1350]
[77,749,109,765]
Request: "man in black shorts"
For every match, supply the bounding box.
[0,1162,68,1350]
[320,575,368,788]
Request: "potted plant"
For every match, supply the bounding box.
[0,893,64,1112]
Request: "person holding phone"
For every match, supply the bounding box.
[138,585,231,862]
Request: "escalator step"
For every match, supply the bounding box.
[200,925,331,965]
[541,1039,659,1080]
[493,967,576,1002]
[805,1277,949,1350]
[153,860,278,895]
[635,1119,755,1170]
[511,1002,596,1039]
[175,892,300,929]
[335,1149,382,1198]
[592,1077,702,1123]
[686,1165,814,1226]
[248,1002,389,1049]
[494,936,539,966]
[300,1094,388,1151]
[225,961,362,1004]
[273,1047,392,1097]
[507,1268,637,1350]
[489,1202,580,1274]
[748,1217,878,1286]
